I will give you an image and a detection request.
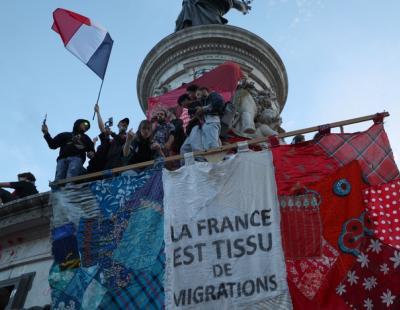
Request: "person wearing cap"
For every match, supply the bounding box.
[0,172,39,205]
[42,119,95,181]
[93,104,130,170]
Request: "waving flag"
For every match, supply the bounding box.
[52,8,113,79]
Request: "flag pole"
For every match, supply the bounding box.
[92,78,105,120]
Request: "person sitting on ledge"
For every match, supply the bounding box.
[42,119,95,181]
[0,172,38,205]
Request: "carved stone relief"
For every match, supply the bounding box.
[230,79,282,138]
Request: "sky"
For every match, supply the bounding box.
[0,0,399,192]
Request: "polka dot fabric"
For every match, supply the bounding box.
[363,179,400,249]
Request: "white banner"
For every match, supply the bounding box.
[163,151,292,309]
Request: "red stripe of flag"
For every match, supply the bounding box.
[52,8,91,45]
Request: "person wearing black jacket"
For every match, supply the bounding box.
[122,120,164,168]
[93,103,129,170]
[0,172,38,205]
[86,129,111,173]
[42,119,95,181]
[180,85,224,154]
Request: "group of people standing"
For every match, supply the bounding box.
[0,84,226,206]
[40,84,225,183]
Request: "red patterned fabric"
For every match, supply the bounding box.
[272,142,339,195]
[363,178,400,250]
[179,108,190,130]
[279,192,323,259]
[337,238,400,309]
[147,61,243,119]
[287,161,368,310]
[286,239,339,300]
[316,123,399,185]
[272,124,398,195]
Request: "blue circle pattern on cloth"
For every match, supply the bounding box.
[333,178,351,196]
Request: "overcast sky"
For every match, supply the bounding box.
[0,0,399,192]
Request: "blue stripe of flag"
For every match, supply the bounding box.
[87,32,113,79]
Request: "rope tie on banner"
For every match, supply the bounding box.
[318,124,331,135]
[267,135,280,147]
[237,141,249,152]
[373,112,385,124]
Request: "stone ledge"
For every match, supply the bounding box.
[0,192,52,236]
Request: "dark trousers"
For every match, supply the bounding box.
[0,188,14,203]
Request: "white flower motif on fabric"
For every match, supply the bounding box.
[347,270,359,285]
[357,252,370,268]
[381,289,396,307]
[389,250,400,269]
[362,276,377,291]
[368,239,382,253]
[380,263,390,275]
[363,298,373,310]
[336,283,346,296]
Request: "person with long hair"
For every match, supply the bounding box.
[122,120,164,167]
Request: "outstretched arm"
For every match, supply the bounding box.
[94,104,106,134]
[41,124,60,149]
[232,0,251,14]
[0,182,11,188]
[123,129,135,157]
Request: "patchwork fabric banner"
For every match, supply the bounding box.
[47,122,399,310]
[286,161,369,309]
[336,237,400,309]
[279,191,323,259]
[316,123,399,185]
[163,151,292,309]
[272,123,399,195]
[272,142,339,195]
[363,178,400,250]
[49,169,165,310]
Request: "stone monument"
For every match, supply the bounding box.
[137,1,288,138]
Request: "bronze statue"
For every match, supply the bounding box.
[175,0,252,31]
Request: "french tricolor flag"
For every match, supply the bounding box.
[52,8,113,79]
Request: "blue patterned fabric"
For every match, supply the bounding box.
[49,169,165,310]
[52,235,80,270]
[52,223,75,240]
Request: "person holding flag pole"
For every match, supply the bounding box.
[51,8,114,119]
